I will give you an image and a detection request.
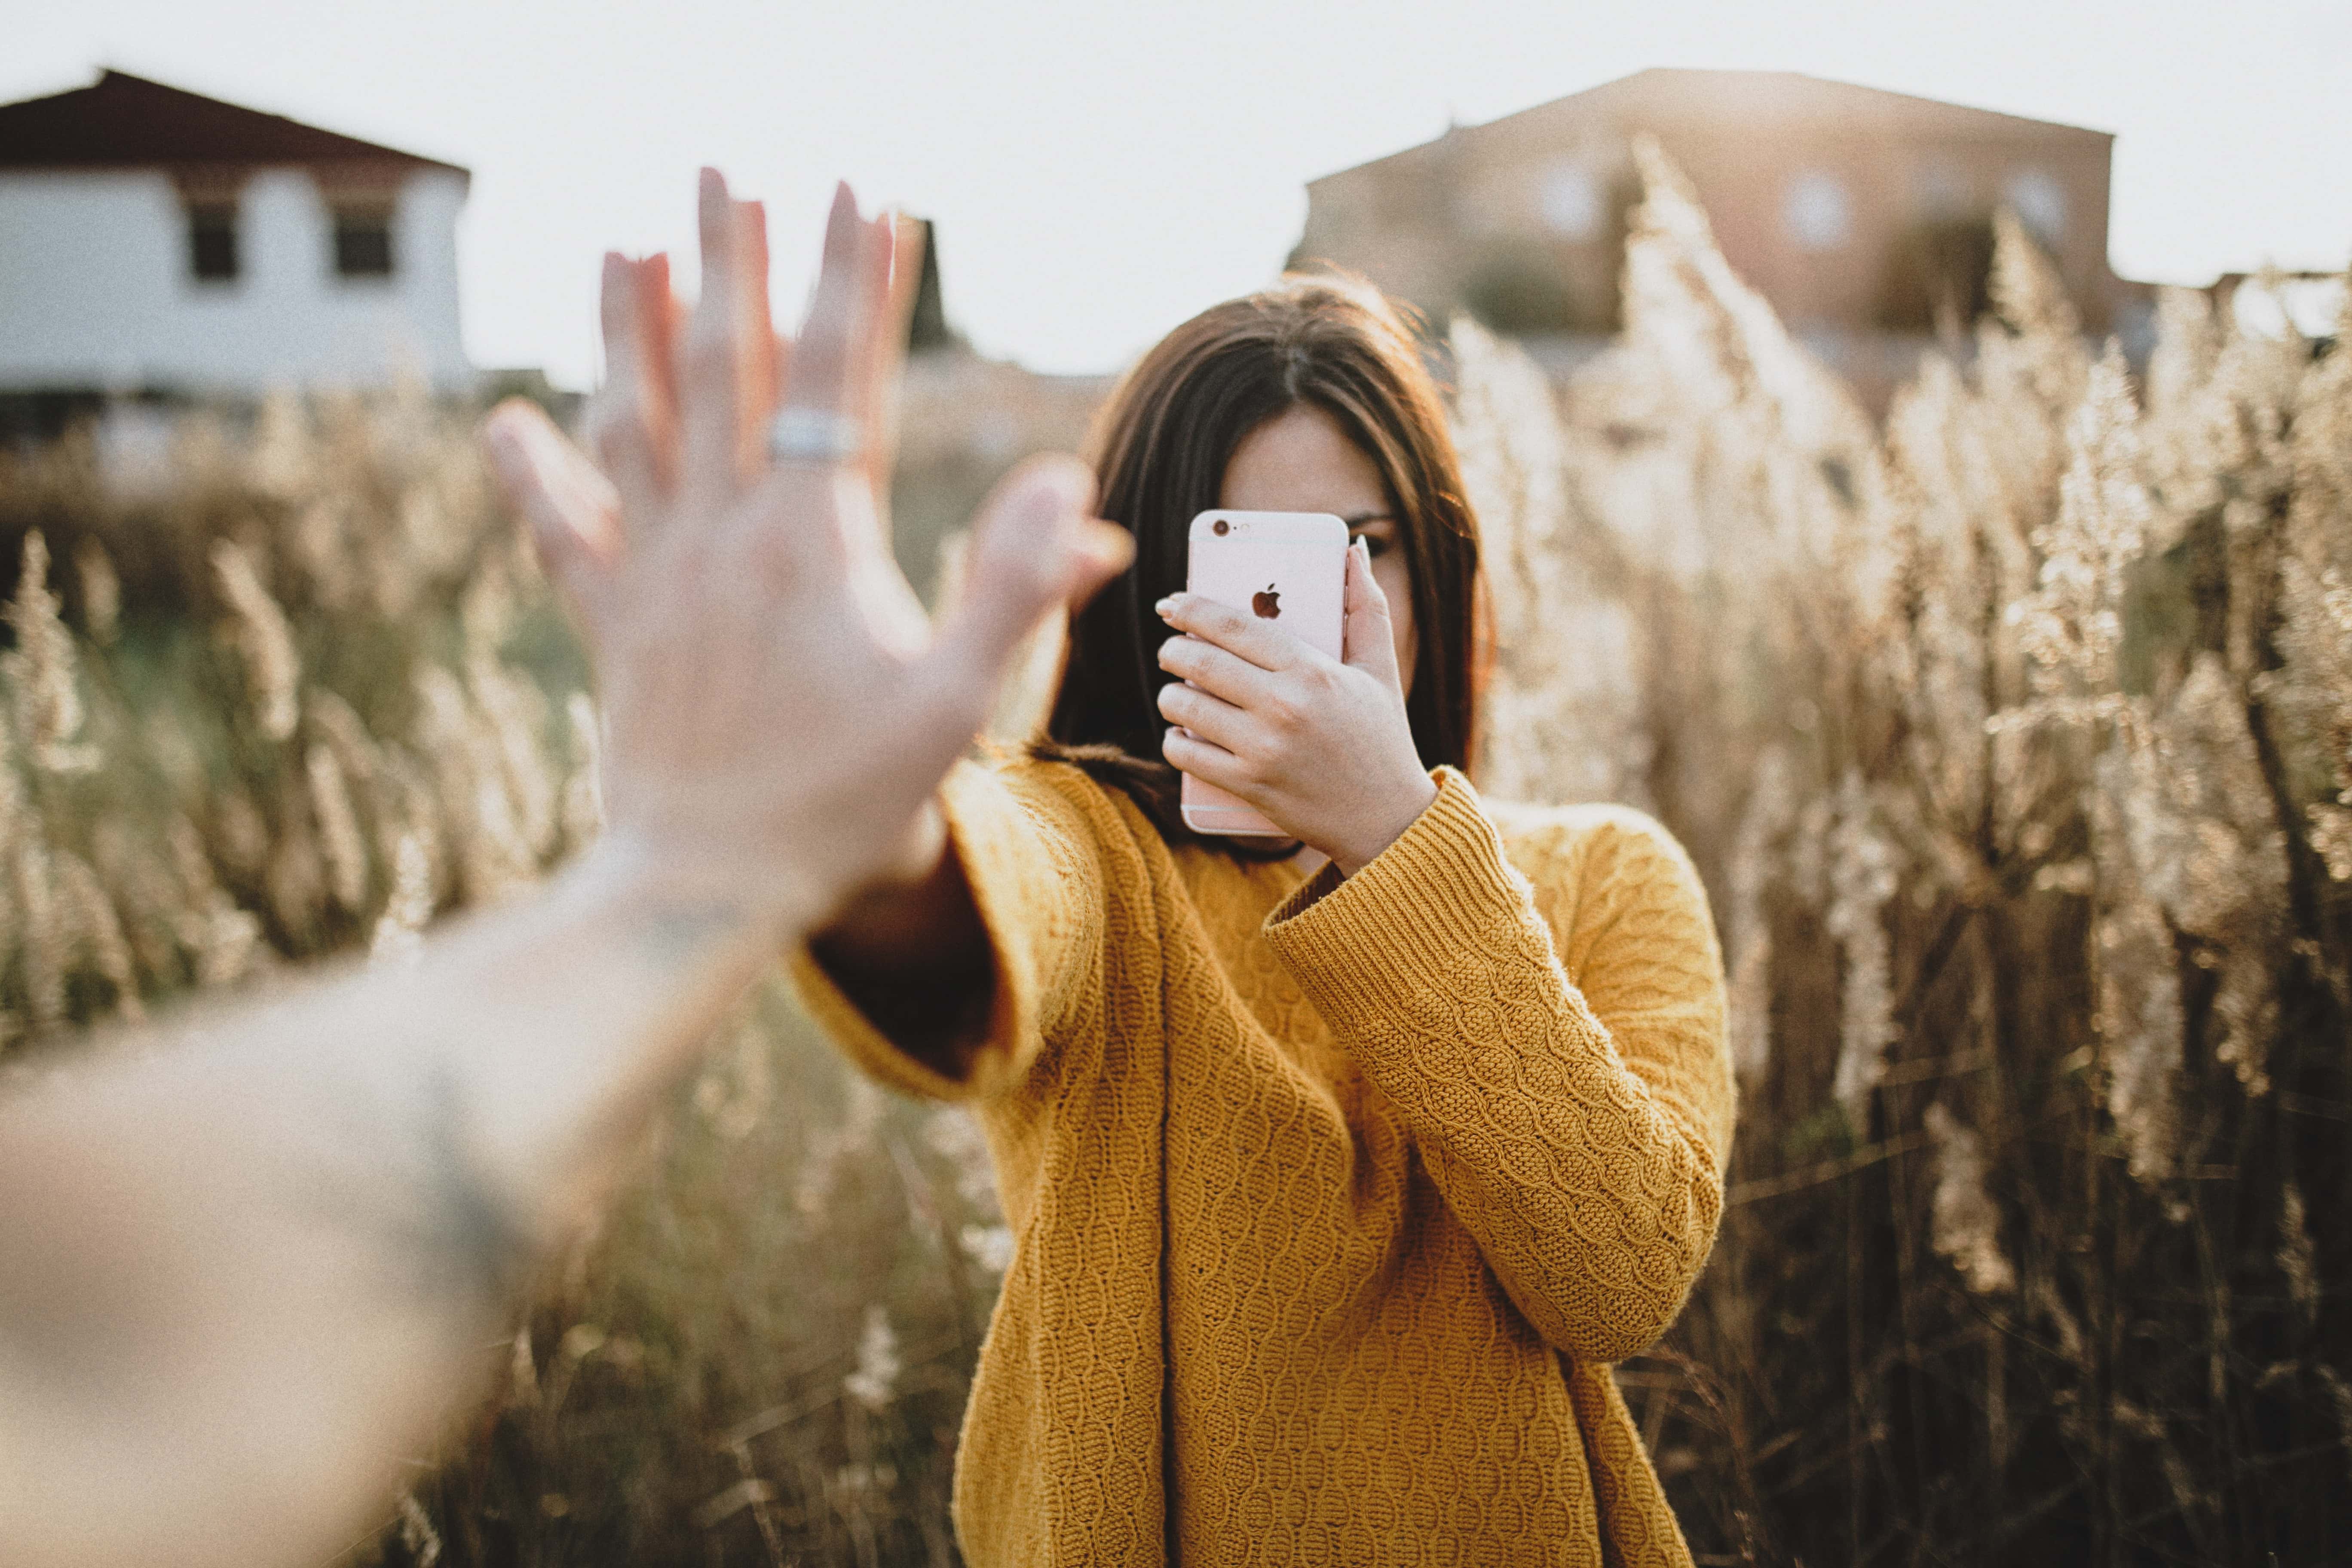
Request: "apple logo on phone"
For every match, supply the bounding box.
[1253,583,1282,619]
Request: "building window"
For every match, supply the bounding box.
[1911,162,1970,221]
[188,202,239,282]
[2005,170,2067,246]
[1784,171,1853,251]
[1539,162,1603,240]
[333,205,395,278]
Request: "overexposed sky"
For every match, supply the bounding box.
[8,0,2348,386]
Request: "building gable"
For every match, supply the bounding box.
[0,70,468,186]
[1544,69,2112,144]
[1309,68,2110,192]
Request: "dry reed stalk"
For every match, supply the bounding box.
[411,666,536,905]
[90,820,184,987]
[560,692,603,848]
[1454,318,1652,807]
[2000,349,2150,729]
[394,1494,442,1568]
[692,1014,775,1143]
[842,1305,902,1413]
[211,538,302,742]
[54,848,142,1023]
[1722,747,1795,1088]
[5,533,98,772]
[164,815,263,989]
[73,538,119,645]
[795,1073,885,1218]
[467,656,559,861]
[306,741,370,914]
[1825,771,1899,1127]
[371,830,435,964]
[2,779,66,1033]
[290,498,358,612]
[1922,1102,2015,1295]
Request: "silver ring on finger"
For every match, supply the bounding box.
[766,406,865,466]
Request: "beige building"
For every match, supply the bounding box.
[1294,69,2148,345]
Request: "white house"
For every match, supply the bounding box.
[0,70,470,400]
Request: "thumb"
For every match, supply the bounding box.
[482,398,622,619]
[1343,536,1402,684]
[922,454,1127,727]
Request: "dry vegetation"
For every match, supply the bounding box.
[0,144,2346,1565]
[1464,144,2352,1565]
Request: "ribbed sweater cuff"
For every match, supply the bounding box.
[787,760,1034,1103]
[1263,767,1541,1040]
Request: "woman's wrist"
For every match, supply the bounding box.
[818,800,952,944]
[806,798,994,1074]
[1328,773,1440,878]
[810,796,986,977]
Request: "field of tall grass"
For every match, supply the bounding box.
[0,143,2345,1565]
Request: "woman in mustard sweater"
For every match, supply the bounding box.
[805,273,1733,1567]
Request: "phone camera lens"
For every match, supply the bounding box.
[1213,519,1230,536]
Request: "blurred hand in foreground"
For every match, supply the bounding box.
[486,171,1128,928]
[0,172,1124,1568]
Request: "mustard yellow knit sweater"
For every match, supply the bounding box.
[794,759,1733,1567]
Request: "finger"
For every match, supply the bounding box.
[649,249,685,398]
[679,168,752,505]
[1342,537,1403,683]
[586,253,671,516]
[1160,727,1254,795]
[639,251,684,456]
[1068,519,1136,607]
[918,456,1106,734]
[737,199,780,439]
[1152,592,1306,673]
[482,399,622,618]
[853,211,898,411]
[1154,679,1259,755]
[770,328,795,408]
[782,182,873,425]
[863,212,923,517]
[1155,633,1275,709]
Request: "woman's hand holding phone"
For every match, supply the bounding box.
[1155,539,1438,876]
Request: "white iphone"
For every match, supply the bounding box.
[1176,508,1351,838]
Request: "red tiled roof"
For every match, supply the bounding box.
[0,70,468,182]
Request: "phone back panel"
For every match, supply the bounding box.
[1178,509,1349,837]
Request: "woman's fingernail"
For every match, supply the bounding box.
[1154,595,1179,618]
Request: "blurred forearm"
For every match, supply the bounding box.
[0,835,794,1568]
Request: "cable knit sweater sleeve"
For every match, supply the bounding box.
[1263,767,1731,1363]
[789,756,1109,1102]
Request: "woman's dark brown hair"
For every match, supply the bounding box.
[1040,272,1482,847]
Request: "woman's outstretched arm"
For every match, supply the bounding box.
[0,170,1124,1568]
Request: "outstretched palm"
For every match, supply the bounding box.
[485,172,1127,931]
